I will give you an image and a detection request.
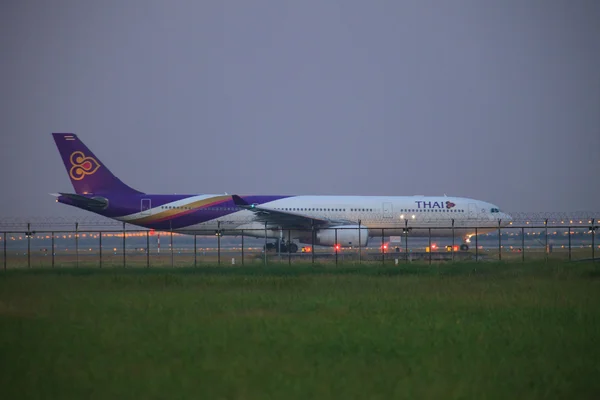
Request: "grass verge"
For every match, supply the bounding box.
[1,261,599,399]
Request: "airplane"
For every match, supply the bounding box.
[51,133,512,252]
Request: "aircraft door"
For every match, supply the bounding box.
[141,199,151,215]
[383,202,393,218]
[468,203,478,219]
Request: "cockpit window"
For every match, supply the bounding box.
[490,208,500,213]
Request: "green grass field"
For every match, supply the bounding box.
[1,262,600,399]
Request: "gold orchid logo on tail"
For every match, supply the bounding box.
[69,151,101,180]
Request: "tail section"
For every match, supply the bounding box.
[52,133,144,195]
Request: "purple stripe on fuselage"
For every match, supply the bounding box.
[57,194,292,229]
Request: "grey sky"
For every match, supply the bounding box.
[2,0,599,218]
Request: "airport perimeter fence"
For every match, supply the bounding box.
[0,218,599,269]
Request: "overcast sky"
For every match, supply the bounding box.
[1,0,599,218]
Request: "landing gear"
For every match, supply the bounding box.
[263,240,298,253]
[460,234,474,251]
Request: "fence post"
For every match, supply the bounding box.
[217,221,221,266]
[521,227,525,262]
[475,227,479,262]
[264,222,268,266]
[568,226,572,261]
[544,219,548,262]
[122,222,126,268]
[288,229,291,266]
[170,221,174,268]
[592,219,596,261]
[99,232,102,268]
[498,220,502,261]
[27,223,31,269]
[311,223,315,265]
[428,228,432,265]
[358,220,362,264]
[75,222,79,268]
[278,229,285,263]
[147,230,150,268]
[451,219,455,262]
[241,230,244,266]
[381,228,385,265]
[193,234,197,267]
[51,231,55,268]
[335,228,338,266]
[3,232,6,271]
[404,219,409,263]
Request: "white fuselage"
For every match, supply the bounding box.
[130,195,512,243]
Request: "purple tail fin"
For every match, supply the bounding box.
[52,133,144,195]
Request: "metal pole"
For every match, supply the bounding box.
[358,220,362,264]
[75,222,79,268]
[544,219,548,262]
[99,232,102,268]
[241,230,244,266]
[264,221,268,266]
[521,227,525,262]
[27,223,31,269]
[217,221,221,266]
[277,229,281,261]
[288,229,291,266]
[170,221,174,268]
[451,219,455,262]
[51,231,55,268]
[147,231,150,268]
[404,219,408,263]
[381,228,385,265]
[592,219,596,261]
[122,222,126,268]
[498,220,502,261]
[3,232,7,271]
[475,227,479,262]
[311,224,315,265]
[193,234,197,267]
[335,228,338,266]
[568,226,572,261]
[428,227,432,265]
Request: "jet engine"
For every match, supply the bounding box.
[315,225,369,247]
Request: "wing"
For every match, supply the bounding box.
[231,195,351,229]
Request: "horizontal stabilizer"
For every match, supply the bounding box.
[57,193,109,210]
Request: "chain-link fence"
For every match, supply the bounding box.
[1,219,598,269]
